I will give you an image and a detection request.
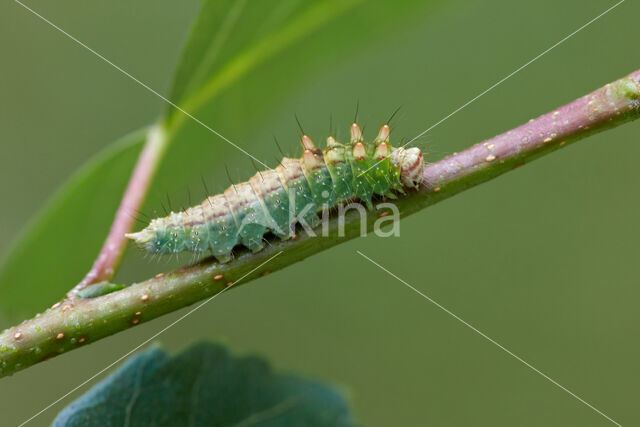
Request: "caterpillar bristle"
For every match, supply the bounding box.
[159,199,168,216]
[353,99,359,123]
[273,135,286,157]
[200,176,211,197]
[386,105,402,125]
[224,165,238,194]
[294,114,305,135]
[165,193,174,213]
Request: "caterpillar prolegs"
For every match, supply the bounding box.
[126,123,424,263]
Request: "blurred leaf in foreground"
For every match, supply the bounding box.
[0,130,145,321]
[53,342,354,427]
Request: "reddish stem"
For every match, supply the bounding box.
[68,126,166,297]
[423,70,640,192]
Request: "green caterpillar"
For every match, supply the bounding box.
[126,123,424,262]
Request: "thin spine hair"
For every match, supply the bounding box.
[126,117,425,263]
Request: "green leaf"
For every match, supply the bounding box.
[52,342,354,427]
[165,0,363,124]
[0,129,145,321]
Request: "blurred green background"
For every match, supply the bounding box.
[1,0,639,425]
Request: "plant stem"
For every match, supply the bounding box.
[68,126,167,297]
[1,69,638,378]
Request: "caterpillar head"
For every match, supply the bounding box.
[391,147,424,188]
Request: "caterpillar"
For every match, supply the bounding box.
[126,122,424,263]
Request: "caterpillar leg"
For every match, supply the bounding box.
[348,140,375,209]
[383,191,398,200]
[276,160,322,234]
[205,195,239,263]
[213,251,232,263]
[300,211,321,229]
[225,183,269,254]
[237,222,266,252]
[250,170,292,240]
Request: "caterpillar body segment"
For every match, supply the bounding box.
[126,123,424,263]
[276,157,322,229]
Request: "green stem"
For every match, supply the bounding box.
[1,69,638,378]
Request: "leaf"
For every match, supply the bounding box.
[166,0,363,123]
[0,129,145,321]
[52,342,355,427]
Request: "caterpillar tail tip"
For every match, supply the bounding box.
[125,229,154,245]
